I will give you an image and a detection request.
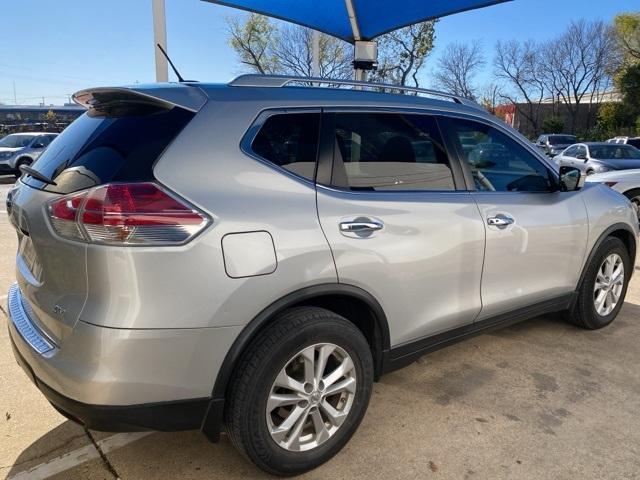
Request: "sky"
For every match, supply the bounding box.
[0,0,637,106]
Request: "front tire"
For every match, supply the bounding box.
[623,188,640,209]
[567,237,631,329]
[14,157,32,178]
[225,307,374,476]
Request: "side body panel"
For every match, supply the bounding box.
[472,190,589,319]
[317,187,486,346]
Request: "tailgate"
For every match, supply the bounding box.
[8,183,87,343]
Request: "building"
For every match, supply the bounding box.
[500,92,622,138]
[0,104,84,134]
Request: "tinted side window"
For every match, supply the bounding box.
[330,113,455,191]
[564,145,578,157]
[251,113,320,181]
[449,118,553,193]
[577,145,588,158]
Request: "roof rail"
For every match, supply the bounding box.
[228,74,483,110]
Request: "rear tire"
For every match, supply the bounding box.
[224,307,373,476]
[566,237,631,329]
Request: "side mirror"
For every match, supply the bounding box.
[32,143,44,149]
[559,166,584,192]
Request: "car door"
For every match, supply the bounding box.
[442,116,589,319]
[315,110,486,347]
[557,145,578,168]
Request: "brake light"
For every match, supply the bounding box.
[47,183,209,245]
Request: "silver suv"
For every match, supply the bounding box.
[0,132,58,176]
[6,76,638,475]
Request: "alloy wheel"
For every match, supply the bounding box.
[266,343,357,452]
[593,253,624,316]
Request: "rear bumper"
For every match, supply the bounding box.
[9,332,213,431]
[7,283,239,435]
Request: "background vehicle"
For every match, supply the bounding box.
[607,136,640,149]
[586,168,640,208]
[6,76,638,475]
[0,132,58,176]
[535,134,577,157]
[555,142,640,175]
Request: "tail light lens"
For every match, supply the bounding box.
[47,183,209,246]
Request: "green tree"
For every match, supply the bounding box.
[369,21,437,87]
[614,12,640,63]
[611,13,640,132]
[227,14,279,74]
[43,109,58,126]
[542,116,565,134]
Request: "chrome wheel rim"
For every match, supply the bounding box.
[593,253,624,316]
[266,343,357,452]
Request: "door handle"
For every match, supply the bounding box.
[339,219,384,237]
[487,214,514,229]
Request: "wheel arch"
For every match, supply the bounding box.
[577,223,637,291]
[201,283,390,440]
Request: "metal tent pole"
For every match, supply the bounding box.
[152,0,169,82]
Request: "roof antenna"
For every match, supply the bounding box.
[156,43,187,82]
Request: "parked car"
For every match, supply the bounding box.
[607,136,640,149]
[555,142,640,175]
[0,132,58,177]
[6,76,638,475]
[535,134,577,157]
[586,168,640,208]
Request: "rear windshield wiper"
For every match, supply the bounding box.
[19,165,57,186]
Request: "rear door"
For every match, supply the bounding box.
[442,116,588,319]
[9,93,196,344]
[315,110,485,347]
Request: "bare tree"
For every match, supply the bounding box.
[271,25,353,79]
[540,20,617,133]
[433,42,485,100]
[494,40,547,135]
[478,83,504,115]
[370,22,437,87]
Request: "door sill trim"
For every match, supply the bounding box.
[383,293,575,373]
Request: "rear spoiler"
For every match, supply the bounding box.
[73,84,208,113]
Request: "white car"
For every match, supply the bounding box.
[586,168,640,207]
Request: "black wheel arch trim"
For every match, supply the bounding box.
[576,222,637,295]
[201,282,390,441]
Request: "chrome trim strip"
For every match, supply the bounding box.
[7,283,56,356]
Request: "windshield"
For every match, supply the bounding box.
[590,145,640,160]
[548,135,576,145]
[0,134,35,148]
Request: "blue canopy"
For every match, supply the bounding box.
[203,0,510,43]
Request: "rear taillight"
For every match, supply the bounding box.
[47,183,209,245]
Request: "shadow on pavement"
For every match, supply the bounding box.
[0,176,16,185]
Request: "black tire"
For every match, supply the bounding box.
[623,188,640,208]
[224,306,374,476]
[567,237,631,329]
[14,157,32,178]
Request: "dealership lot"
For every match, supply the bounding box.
[1,176,640,480]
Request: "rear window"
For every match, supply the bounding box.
[24,107,194,194]
[548,135,577,145]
